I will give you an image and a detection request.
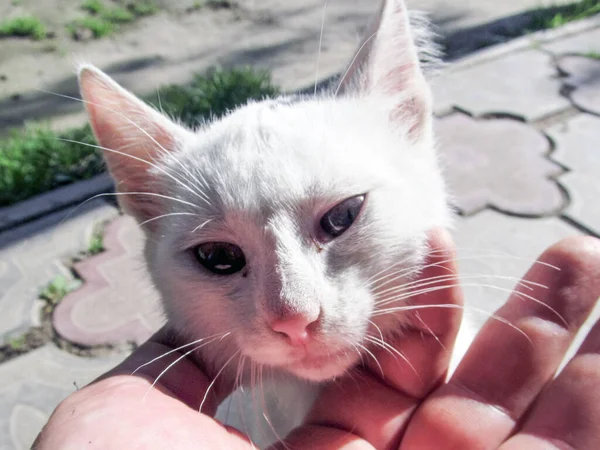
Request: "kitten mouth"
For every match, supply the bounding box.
[284,348,359,381]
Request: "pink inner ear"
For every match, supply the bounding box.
[79,66,181,225]
[337,0,432,140]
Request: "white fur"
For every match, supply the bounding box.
[78,0,472,446]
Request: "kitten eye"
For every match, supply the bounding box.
[194,242,246,275]
[320,195,365,239]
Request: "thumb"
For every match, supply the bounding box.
[96,327,233,416]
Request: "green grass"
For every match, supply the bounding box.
[81,0,105,15]
[69,0,158,39]
[153,68,279,127]
[0,125,103,206]
[0,68,278,207]
[40,275,83,311]
[583,51,600,60]
[0,15,46,40]
[87,226,105,255]
[6,334,26,351]
[529,0,600,30]
[68,16,114,38]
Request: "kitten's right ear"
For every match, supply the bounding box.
[78,65,190,223]
[337,0,433,142]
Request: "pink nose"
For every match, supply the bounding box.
[270,313,317,347]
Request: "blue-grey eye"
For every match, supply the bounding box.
[320,195,365,238]
[195,242,246,275]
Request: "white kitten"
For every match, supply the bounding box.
[78,0,461,445]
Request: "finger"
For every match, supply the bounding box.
[34,374,253,450]
[282,229,463,450]
[269,424,377,450]
[400,236,600,449]
[97,327,224,415]
[500,316,600,450]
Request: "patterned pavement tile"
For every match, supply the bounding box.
[548,114,600,236]
[556,55,600,116]
[432,49,571,121]
[436,114,566,216]
[0,344,128,450]
[0,200,119,341]
[53,215,164,347]
[543,27,600,56]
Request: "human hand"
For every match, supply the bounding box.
[33,231,600,450]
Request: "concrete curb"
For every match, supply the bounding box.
[0,174,114,233]
[447,15,600,71]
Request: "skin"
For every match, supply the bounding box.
[34,230,600,450]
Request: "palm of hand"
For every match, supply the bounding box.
[34,232,600,450]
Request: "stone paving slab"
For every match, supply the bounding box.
[556,55,600,116]
[0,200,118,341]
[548,114,600,236]
[0,344,128,450]
[54,215,164,347]
[432,49,570,120]
[436,113,565,216]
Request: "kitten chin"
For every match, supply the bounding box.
[280,348,362,381]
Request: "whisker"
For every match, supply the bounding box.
[366,253,416,284]
[314,0,328,96]
[192,218,214,234]
[368,261,451,290]
[56,190,201,230]
[334,30,378,96]
[364,335,421,382]
[38,87,212,204]
[59,138,212,207]
[355,341,384,377]
[141,336,225,401]
[200,349,241,413]
[132,331,232,375]
[374,273,546,301]
[426,247,562,271]
[413,311,446,352]
[367,319,384,342]
[375,282,568,328]
[368,252,561,292]
[342,337,365,367]
[372,304,532,344]
[138,211,200,227]
[236,355,247,395]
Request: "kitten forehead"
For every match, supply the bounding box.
[165,95,429,220]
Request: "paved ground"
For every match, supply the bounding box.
[1,12,600,450]
[0,0,574,133]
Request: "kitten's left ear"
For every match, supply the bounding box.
[78,64,191,223]
[338,0,433,141]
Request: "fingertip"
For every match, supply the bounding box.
[424,228,457,269]
[426,227,456,255]
[538,235,600,278]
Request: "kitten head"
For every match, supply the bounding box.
[78,0,449,382]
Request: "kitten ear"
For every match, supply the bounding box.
[78,64,189,223]
[338,0,433,141]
